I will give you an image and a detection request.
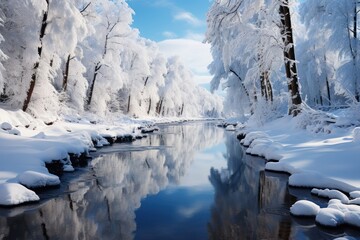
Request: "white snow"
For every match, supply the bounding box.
[1,122,12,130]
[311,188,349,204]
[352,127,360,142]
[235,115,360,194]
[0,183,39,206]
[0,109,143,205]
[316,208,345,227]
[18,171,60,188]
[290,200,320,216]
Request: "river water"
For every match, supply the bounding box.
[0,122,360,239]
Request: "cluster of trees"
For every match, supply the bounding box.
[206,0,359,118]
[0,0,222,119]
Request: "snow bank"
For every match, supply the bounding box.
[18,171,60,188]
[235,115,360,194]
[291,193,360,228]
[316,208,345,227]
[311,188,349,204]
[0,183,39,206]
[290,200,320,216]
[291,197,360,228]
[0,109,142,206]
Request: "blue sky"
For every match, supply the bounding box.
[128,0,211,41]
[127,0,214,90]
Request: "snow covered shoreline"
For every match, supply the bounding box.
[0,109,155,206]
[226,109,360,228]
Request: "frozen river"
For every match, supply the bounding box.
[0,122,359,239]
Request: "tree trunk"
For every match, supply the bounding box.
[326,76,331,105]
[147,98,152,115]
[156,98,163,115]
[62,54,71,91]
[354,1,359,102]
[180,103,184,116]
[279,0,302,116]
[265,72,273,102]
[22,0,49,112]
[87,63,101,106]
[127,95,131,113]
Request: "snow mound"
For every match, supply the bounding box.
[344,212,360,228]
[315,208,345,227]
[1,122,12,130]
[350,191,360,199]
[288,172,357,193]
[241,131,269,146]
[352,127,360,142]
[311,188,349,204]
[349,198,360,205]
[8,128,21,135]
[225,125,236,131]
[290,200,320,216]
[18,171,60,188]
[0,183,39,206]
[63,165,75,172]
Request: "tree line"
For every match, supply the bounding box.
[206,0,359,118]
[0,0,222,119]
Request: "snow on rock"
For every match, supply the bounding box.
[315,208,345,227]
[241,131,269,146]
[265,162,296,174]
[0,183,39,206]
[288,172,358,193]
[18,171,60,188]
[8,128,21,136]
[290,200,320,216]
[344,212,360,228]
[352,127,360,142]
[311,188,349,204]
[351,191,360,199]
[225,125,236,131]
[63,165,75,172]
[349,198,360,205]
[1,122,12,130]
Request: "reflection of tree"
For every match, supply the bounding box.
[0,122,224,239]
[208,135,294,240]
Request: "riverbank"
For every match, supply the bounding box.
[0,108,221,206]
[227,107,360,228]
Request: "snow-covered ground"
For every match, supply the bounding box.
[231,108,360,228]
[0,109,148,206]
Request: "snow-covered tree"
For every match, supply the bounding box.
[300,0,360,104]
[206,0,302,118]
[82,0,133,116]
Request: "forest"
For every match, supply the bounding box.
[207,0,360,125]
[0,0,222,121]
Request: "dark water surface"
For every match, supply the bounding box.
[1,122,360,240]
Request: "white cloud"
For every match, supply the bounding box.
[158,38,213,86]
[174,11,203,27]
[162,31,177,39]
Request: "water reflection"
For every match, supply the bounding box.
[0,122,225,240]
[208,135,295,239]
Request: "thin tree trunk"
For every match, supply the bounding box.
[127,95,131,113]
[279,0,302,116]
[62,54,71,91]
[22,0,49,111]
[326,76,331,105]
[354,1,359,102]
[87,63,101,106]
[265,71,273,102]
[147,98,151,115]
[180,103,184,116]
